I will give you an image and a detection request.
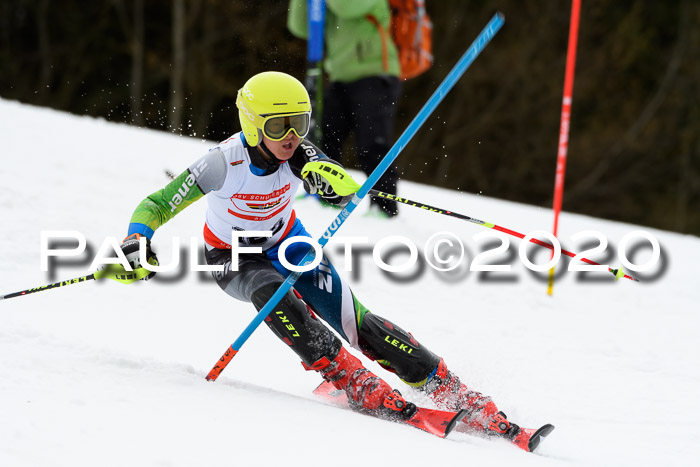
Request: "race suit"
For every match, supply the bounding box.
[126,132,440,384]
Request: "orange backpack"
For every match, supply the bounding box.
[367,0,433,80]
[389,0,433,80]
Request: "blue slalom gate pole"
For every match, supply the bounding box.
[306,0,325,142]
[206,12,505,381]
[307,0,325,64]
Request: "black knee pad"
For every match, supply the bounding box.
[358,313,440,384]
[251,283,341,366]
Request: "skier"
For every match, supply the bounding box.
[119,71,549,451]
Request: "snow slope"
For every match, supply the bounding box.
[1,98,699,466]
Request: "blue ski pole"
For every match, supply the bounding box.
[206,12,505,381]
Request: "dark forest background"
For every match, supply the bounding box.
[1,0,698,234]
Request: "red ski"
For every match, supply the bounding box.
[313,380,467,439]
[522,424,555,452]
[315,381,555,452]
[455,410,555,453]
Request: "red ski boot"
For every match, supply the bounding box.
[424,358,499,430]
[304,346,395,412]
[424,359,555,451]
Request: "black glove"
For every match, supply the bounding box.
[120,233,159,281]
[302,159,356,205]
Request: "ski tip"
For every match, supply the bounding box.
[445,409,469,437]
[528,424,555,452]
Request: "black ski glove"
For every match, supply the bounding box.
[120,233,159,281]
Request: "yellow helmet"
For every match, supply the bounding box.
[236,71,312,147]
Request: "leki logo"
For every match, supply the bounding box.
[275,311,300,337]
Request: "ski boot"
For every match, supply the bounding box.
[423,359,554,451]
[486,411,555,452]
[423,358,499,430]
[310,351,470,438]
[305,346,397,413]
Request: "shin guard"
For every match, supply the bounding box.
[251,283,341,366]
[357,313,440,385]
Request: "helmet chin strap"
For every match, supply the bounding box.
[247,139,284,175]
[258,140,284,164]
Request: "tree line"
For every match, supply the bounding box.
[1,0,697,234]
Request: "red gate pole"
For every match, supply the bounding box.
[548,0,581,296]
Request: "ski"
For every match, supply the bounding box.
[455,413,555,453]
[313,380,467,439]
[316,380,555,452]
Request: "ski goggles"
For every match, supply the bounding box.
[260,112,311,141]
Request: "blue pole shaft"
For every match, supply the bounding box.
[307,0,325,63]
[206,13,505,381]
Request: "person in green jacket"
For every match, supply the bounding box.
[288,0,402,217]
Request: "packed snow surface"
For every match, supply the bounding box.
[1,98,698,466]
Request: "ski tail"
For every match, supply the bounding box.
[313,380,349,406]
